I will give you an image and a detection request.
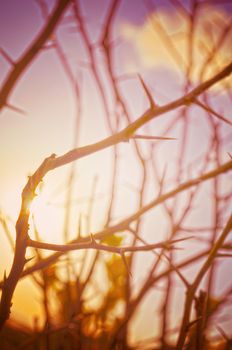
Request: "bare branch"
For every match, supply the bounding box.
[176,212,232,349]
[27,236,191,254]
[0,0,71,110]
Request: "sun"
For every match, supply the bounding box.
[30,192,64,243]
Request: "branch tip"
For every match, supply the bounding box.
[138,74,156,108]
[5,103,27,116]
[0,47,15,66]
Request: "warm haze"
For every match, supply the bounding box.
[0,0,232,349]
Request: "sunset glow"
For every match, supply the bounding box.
[0,0,232,348]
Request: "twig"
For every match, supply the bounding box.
[0,61,232,331]
[176,212,232,349]
[132,134,177,141]
[27,236,191,254]
[0,158,230,285]
[0,0,71,110]
[194,98,232,126]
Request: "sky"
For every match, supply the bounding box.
[0,0,232,343]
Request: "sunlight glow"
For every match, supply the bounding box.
[30,192,64,243]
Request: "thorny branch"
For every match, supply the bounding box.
[1,0,232,347]
[0,117,231,330]
[0,0,71,111]
[0,157,231,287]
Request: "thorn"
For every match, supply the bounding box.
[50,153,57,159]
[216,325,229,341]
[170,236,194,244]
[25,256,35,264]
[138,74,156,108]
[43,153,56,170]
[120,250,132,278]
[132,134,177,141]
[163,236,193,251]
[227,152,232,160]
[5,103,27,115]
[167,246,184,251]
[90,233,97,246]
[0,47,15,66]
[187,317,201,329]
